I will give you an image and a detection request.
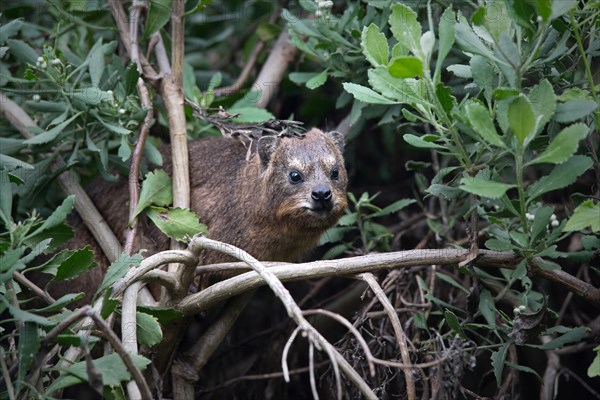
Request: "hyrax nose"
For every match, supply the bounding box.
[311,185,333,208]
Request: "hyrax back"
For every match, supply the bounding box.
[186,128,348,264]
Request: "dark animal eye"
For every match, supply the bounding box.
[289,170,303,183]
[331,167,339,180]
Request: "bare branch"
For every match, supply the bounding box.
[359,273,416,400]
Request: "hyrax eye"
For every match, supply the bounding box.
[289,170,303,184]
[331,167,339,180]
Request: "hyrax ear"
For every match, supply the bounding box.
[257,135,279,166]
[327,130,345,152]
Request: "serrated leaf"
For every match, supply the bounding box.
[18,322,40,385]
[136,306,184,325]
[491,343,509,386]
[563,201,600,232]
[530,123,589,165]
[478,289,497,328]
[132,170,172,220]
[528,79,555,130]
[7,39,38,64]
[588,349,600,378]
[389,3,421,55]
[88,38,105,87]
[403,134,446,149]
[554,99,598,123]
[47,352,151,395]
[454,23,497,61]
[54,246,96,281]
[444,310,467,339]
[371,199,415,217]
[368,67,430,105]
[459,177,515,199]
[388,56,423,78]
[508,95,536,145]
[436,8,456,77]
[0,297,51,325]
[26,195,74,239]
[531,206,554,241]
[361,23,389,66]
[146,207,207,242]
[23,113,82,145]
[306,70,327,89]
[537,326,588,349]
[528,155,593,199]
[143,0,173,40]
[96,252,143,297]
[465,102,506,148]
[447,64,472,78]
[342,82,398,105]
[136,311,163,346]
[230,107,274,123]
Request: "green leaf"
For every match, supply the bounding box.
[389,3,421,55]
[436,83,455,114]
[26,195,74,239]
[0,297,51,325]
[143,0,173,40]
[436,8,455,75]
[305,70,327,90]
[132,170,173,220]
[342,82,398,105]
[403,134,446,149]
[446,64,472,78]
[563,201,600,233]
[7,39,38,64]
[54,246,96,281]
[528,156,593,199]
[485,238,514,251]
[361,23,389,67]
[531,206,554,241]
[529,123,589,165]
[459,177,515,199]
[96,252,143,297]
[444,310,467,339]
[478,289,497,328]
[230,107,275,123]
[146,207,207,242]
[554,100,598,123]
[0,170,13,225]
[72,87,113,105]
[371,199,415,218]
[465,102,506,148]
[537,326,588,349]
[289,72,320,85]
[454,22,497,61]
[528,79,556,130]
[88,38,105,87]
[508,95,536,145]
[33,293,85,313]
[47,353,151,395]
[136,306,184,325]
[367,67,430,106]
[549,0,577,20]
[136,311,163,346]
[17,322,40,386]
[23,113,82,145]
[388,56,424,78]
[491,343,509,386]
[588,348,600,378]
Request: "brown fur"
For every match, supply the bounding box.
[28,128,347,302]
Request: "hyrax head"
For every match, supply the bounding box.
[257,128,348,232]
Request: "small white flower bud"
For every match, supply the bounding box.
[118,108,126,115]
[550,214,557,221]
[32,94,41,102]
[37,56,44,62]
[551,220,559,227]
[51,58,62,65]
[526,213,534,221]
[536,16,543,23]
[519,305,526,312]
[513,307,521,315]
[315,9,322,17]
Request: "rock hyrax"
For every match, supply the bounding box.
[184,128,348,264]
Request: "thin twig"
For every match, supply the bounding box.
[87,309,153,400]
[0,348,15,400]
[359,273,416,400]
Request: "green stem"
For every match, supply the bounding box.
[515,149,528,232]
[570,10,600,130]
